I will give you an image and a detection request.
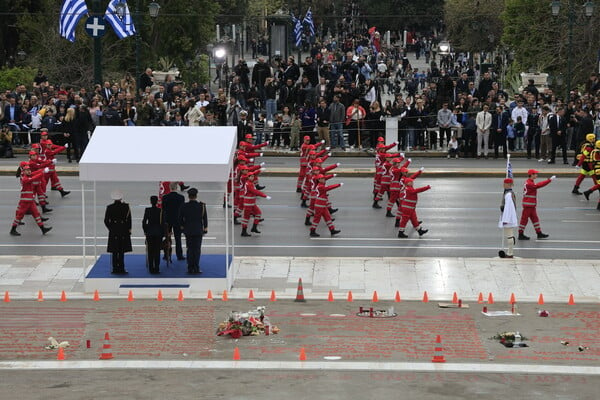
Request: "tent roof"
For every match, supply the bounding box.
[78,126,236,182]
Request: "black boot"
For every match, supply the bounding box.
[309,229,320,237]
[597,202,600,211]
[41,217,49,222]
[301,199,308,208]
[537,232,549,239]
[60,189,70,197]
[304,216,311,226]
[179,183,189,191]
[241,228,252,237]
[234,216,241,225]
[329,208,338,214]
[330,228,340,236]
[394,219,400,227]
[583,190,592,201]
[251,224,261,234]
[572,186,582,195]
[385,210,394,217]
[518,232,530,240]
[40,226,52,235]
[255,184,265,190]
[10,226,21,236]
[372,200,382,209]
[398,231,408,238]
[296,187,302,193]
[42,205,53,213]
[418,228,428,236]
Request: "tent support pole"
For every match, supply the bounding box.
[93,181,97,259]
[81,182,86,270]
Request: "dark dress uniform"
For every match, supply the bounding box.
[142,205,165,274]
[104,200,132,274]
[162,191,185,260]
[178,197,208,274]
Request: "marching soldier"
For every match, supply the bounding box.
[104,190,132,274]
[373,139,398,197]
[240,171,270,237]
[28,150,53,213]
[518,169,555,240]
[40,139,70,197]
[10,162,52,236]
[573,133,596,195]
[583,140,600,211]
[498,178,518,258]
[309,175,342,237]
[397,178,430,238]
[394,166,424,227]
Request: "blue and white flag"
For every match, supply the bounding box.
[59,0,89,42]
[291,13,302,48]
[303,8,315,37]
[105,0,136,39]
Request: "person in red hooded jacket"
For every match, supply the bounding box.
[397,178,430,238]
[10,161,52,236]
[240,171,270,237]
[309,175,342,237]
[39,139,70,197]
[28,150,53,213]
[518,169,555,240]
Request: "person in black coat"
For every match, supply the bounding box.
[142,195,165,274]
[178,188,208,274]
[548,107,568,164]
[162,182,186,261]
[104,190,132,274]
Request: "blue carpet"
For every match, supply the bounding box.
[86,254,231,279]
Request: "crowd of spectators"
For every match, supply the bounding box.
[1,29,600,161]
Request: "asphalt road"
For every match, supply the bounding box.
[1,173,598,259]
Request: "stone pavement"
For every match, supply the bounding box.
[1,256,599,304]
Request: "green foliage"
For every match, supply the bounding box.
[444,0,505,53]
[0,67,37,91]
[356,0,444,33]
[181,54,209,87]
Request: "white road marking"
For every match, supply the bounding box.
[540,240,600,243]
[561,220,600,223]
[75,236,216,240]
[0,360,599,375]
[310,237,441,241]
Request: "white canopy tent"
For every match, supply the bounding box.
[78,126,237,285]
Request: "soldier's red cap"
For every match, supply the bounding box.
[400,167,409,173]
[527,169,539,175]
[40,130,48,135]
[314,158,323,163]
[237,155,248,162]
[315,174,325,180]
[31,143,41,149]
[404,178,414,184]
[245,134,253,139]
[377,136,385,141]
[303,135,311,140]
[308,150,316,155]
[239,141,249,147]
[20,161,30,169]
[239,165,249,170]
[392,158,401,163]
[311,166,322,172]
[28,150,37,156]
[504,178,513,184]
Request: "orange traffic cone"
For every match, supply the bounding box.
[299,347,306,361]
[99,332,114,360]
[37,290,44,302]
[422,291,429,302]
[270,290,277,302]
[222,290,229,301]
[394,290,401,302]
[177,290,184,301]
[568,294,575,305]
[57,347,65,360]
[248,289,255,302]
[327,290,334,302]
[431,335,446,363]
[372,291,379,303]
[206,290,213,301]
[487,292,494,304]
[509,293,516,305]
[157,290,164,301]
[233,347,240,360]
[3,291,9,303]
[538,293,544,305]
[294,278,306,303]
[347,291,353,302]
[93,290,100,301]
[477,292,484,303]
[127,290,134,302]
[451,292,458,304]
[60,291,67,302]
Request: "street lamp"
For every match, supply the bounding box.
[213,46,226,89]
[551,0,595,100]
[148,2,160,17]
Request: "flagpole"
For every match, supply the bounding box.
[92,0,102,84]
[506,153,510,178]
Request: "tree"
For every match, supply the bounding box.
[356,0,445,34]
[444,0,505,53]
[501,0,599,94]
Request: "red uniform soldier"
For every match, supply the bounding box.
[309,175,342,237]
[10,162,52,236]
[240,172,270,237]
[518,169,555,240]
[40,139,70,197]
[582,140,600,210]
[573,133,596,194]
[28,150,53,213]
[397,178,430,238]
[373,153,404,208]
[304,165,338,226]
[373,139,398,197]
[394,166,424,226]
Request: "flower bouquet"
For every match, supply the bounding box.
[490,331,529,347]
[216,306,280,338]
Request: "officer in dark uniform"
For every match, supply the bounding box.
[178,188,208,274]
[162,182,186,261]
[142,195,165,274]
[104,190,132,274]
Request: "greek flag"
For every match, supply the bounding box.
[303,8,315,37]
[291,14,302,48]
[105,0,136,39]
[59,0,89,42]
[506,156,513,179]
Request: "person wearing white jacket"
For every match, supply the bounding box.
[498,178,518,258]
[476,104,492,158]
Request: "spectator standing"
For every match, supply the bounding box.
[328,95,346,150]
[436,102,452,150]
[475,104,492,159]
[316,99,331,147]
[538,106,552,162]
[548,107,568,164]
